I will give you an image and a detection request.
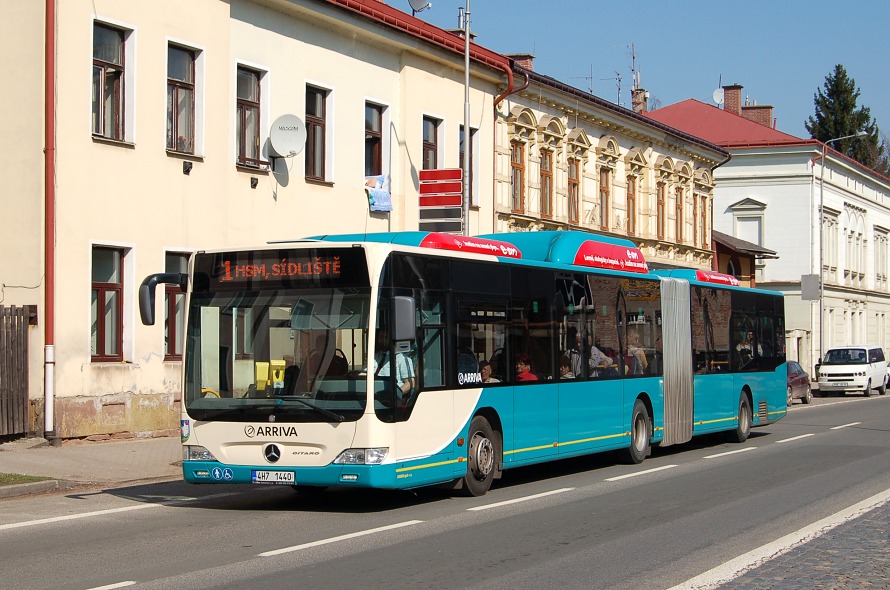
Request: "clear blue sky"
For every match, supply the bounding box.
[413,0,889,139]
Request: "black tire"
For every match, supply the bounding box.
[878,377,887,395]
[802,384,812,404]
[864,379,872,397]
[786,386,793,407]
[621,399,651,464]
[728,394,752,443]
[460,416,499,497]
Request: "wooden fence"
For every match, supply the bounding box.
[0,306,30,436]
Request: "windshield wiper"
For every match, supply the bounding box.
[278,396,345,422]
[199,402,283,420]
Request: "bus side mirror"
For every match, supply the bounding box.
[392,295,416,342]
[139,273,188,325]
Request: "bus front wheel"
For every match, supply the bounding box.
[460,416,498,497]
[621,399,651,464]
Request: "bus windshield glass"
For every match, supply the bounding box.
[183,247,371,422]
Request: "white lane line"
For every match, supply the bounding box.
[667,487,890,590]
[831,422,861,430]
[0,492,239,531]
[258,520,424,557]
[85,582,136,590]
[467,488,575,512]
[775,433,816,444]
[605,464,677,481]
[703,447,757,459]
[0,504,161,531]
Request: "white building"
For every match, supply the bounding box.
[647,85,890,373]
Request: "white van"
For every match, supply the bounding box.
[816,345,888,396]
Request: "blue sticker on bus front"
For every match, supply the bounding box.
[211,467,223,480]
[223,468,234,480]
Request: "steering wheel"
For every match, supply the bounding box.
[201,388,220,398]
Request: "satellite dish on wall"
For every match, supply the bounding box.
[712,87,724,106]
[269,114,307,158]
[408,0,432,15]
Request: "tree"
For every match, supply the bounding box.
[805,64,888,175]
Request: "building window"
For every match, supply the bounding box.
[540,150,553,218]
[422,116,439,170]
[568,158,580,224]
[627,175,636,236]
[675,186,684,242]
[306,86,327,180]
[692,195,699,246]
[460,125,477,206]
[91,247,123,361]
[876,231,888,291]
[164,253,189,360]
[92,23,125,140]
[657,182,666,240]
[236,67,261,167]
[699,197,708,248]
[511,141,525,213]
[598,168,610,230]
[167,45,195,153]
[365,103,383,176]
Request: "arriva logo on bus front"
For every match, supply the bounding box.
[245,425,299,438]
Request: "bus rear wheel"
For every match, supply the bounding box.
[728,394,751,443]
[460,416,498,497]
[621,399,651,464]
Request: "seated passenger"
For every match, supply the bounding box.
[479,360,500,383]
[514,353,538,382]
[559,355,575,379]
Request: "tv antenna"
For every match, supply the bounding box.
[407,0,431,16]
[569,65,594,94]
[601,71,622,105]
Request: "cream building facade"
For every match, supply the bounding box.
[2,0,510,439]
[492,64,727,271]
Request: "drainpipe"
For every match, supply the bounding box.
[491,64,529,233]
[44,0,58,445]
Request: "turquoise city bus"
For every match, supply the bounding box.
[139,230,787,496]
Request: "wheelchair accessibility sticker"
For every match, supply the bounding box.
[211,467,234,481]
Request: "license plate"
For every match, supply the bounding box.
[830,382,848,388]
[251,470,295,484]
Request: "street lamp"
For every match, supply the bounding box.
[818,130,868,363]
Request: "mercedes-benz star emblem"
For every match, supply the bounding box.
[264,444,281,463]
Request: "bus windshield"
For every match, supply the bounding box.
[183,248,372,422]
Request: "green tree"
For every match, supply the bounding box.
[805,64,888,174]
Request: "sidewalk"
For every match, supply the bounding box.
[0,435,182,498]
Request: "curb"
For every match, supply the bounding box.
[0,480,63,499]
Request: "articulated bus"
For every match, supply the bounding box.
[139,231,786,496]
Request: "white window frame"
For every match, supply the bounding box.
[233,60,271,167]
[166,37,206,156]
[89,240,135,362]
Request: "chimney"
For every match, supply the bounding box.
[741,103,775,128]
[632,88,649,113]
[723,84,742,116]
[507,53,535,71]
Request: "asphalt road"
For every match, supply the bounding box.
[1,394,888,590]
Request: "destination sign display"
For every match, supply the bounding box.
[192,248,370,291]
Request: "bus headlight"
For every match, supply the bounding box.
[334,448,388,465]
[183,445,218,462]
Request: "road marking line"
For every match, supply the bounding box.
[0,504,161,531]
[85,582,136,590]
[666,487,890,590]
[258,520,423,557]
[605,464,677,481]
[467,488,575,511]
[775,433,815,444]
[703,447,757,459]
[831,422,861,430]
